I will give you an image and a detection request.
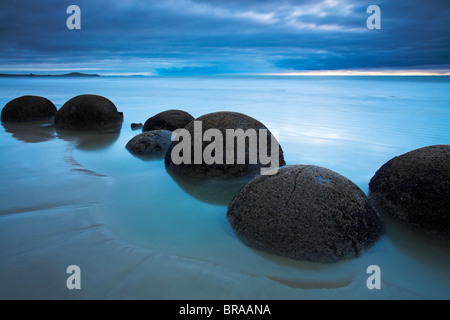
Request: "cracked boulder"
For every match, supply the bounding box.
[369,145,450,239]
[227,165,384,263]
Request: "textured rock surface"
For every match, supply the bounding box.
[227,165,384,263]
[1,95,57,122]
[54,94,123,130]
[165,111,285,178]
[143,109,194,132]
[369,145,450,239]
[126,130,172,158]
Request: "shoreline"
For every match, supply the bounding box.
[0,76,449,299]
[0,72,99,78]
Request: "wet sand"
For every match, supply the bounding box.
[1,76,449,299]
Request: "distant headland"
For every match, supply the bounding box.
[0,72,100,78]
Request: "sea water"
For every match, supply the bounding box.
[0,76,449,299]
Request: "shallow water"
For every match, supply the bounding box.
[0,76,449,299]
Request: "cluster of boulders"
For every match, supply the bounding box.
[1,94,124,147]
[1,94,123,130]
[129,108,387,263]
[3,94,448,263]
[125,110,194,159]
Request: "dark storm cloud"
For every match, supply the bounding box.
[0,0,448,74]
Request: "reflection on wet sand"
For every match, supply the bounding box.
[375,206,450,272]
[166,165,251,206]
[56,127,121,150]
[2,120,56,143]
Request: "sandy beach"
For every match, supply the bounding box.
[1,76,449,299]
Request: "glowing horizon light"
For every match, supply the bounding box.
[268,70,450,76]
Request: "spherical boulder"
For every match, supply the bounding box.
[227,165,384,263]
[369,145,450,239]
[54,94,123,130]
[164,111,286,178]
[1,95,57,122]
[126,130,172,159]
[143,109,194,132]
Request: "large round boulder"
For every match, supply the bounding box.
[143,109,194,132]
[54,94,123,130]
[126,130,172,159]
[1,95,57,122]
[164,111,286,178]
[227,165,384,263]
[369,145,450,239]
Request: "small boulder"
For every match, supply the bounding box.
[54,94,123,130]
[369,145,450,239]
[143,109,194,132]
[227,165,384,263]
[126,130,172,159]
[1,95,57,122]
[131,123,143,130]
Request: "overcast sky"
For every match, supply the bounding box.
[0,0,449,75]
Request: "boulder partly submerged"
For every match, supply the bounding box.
[54,94,123,130]
[369,145,450,240]
[143,109,194,132]
[1,95,57,122]
[126,130,172,159]
[165,111,286,178]
[227,165,384,263]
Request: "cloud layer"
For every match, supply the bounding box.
[0,0,449,74]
